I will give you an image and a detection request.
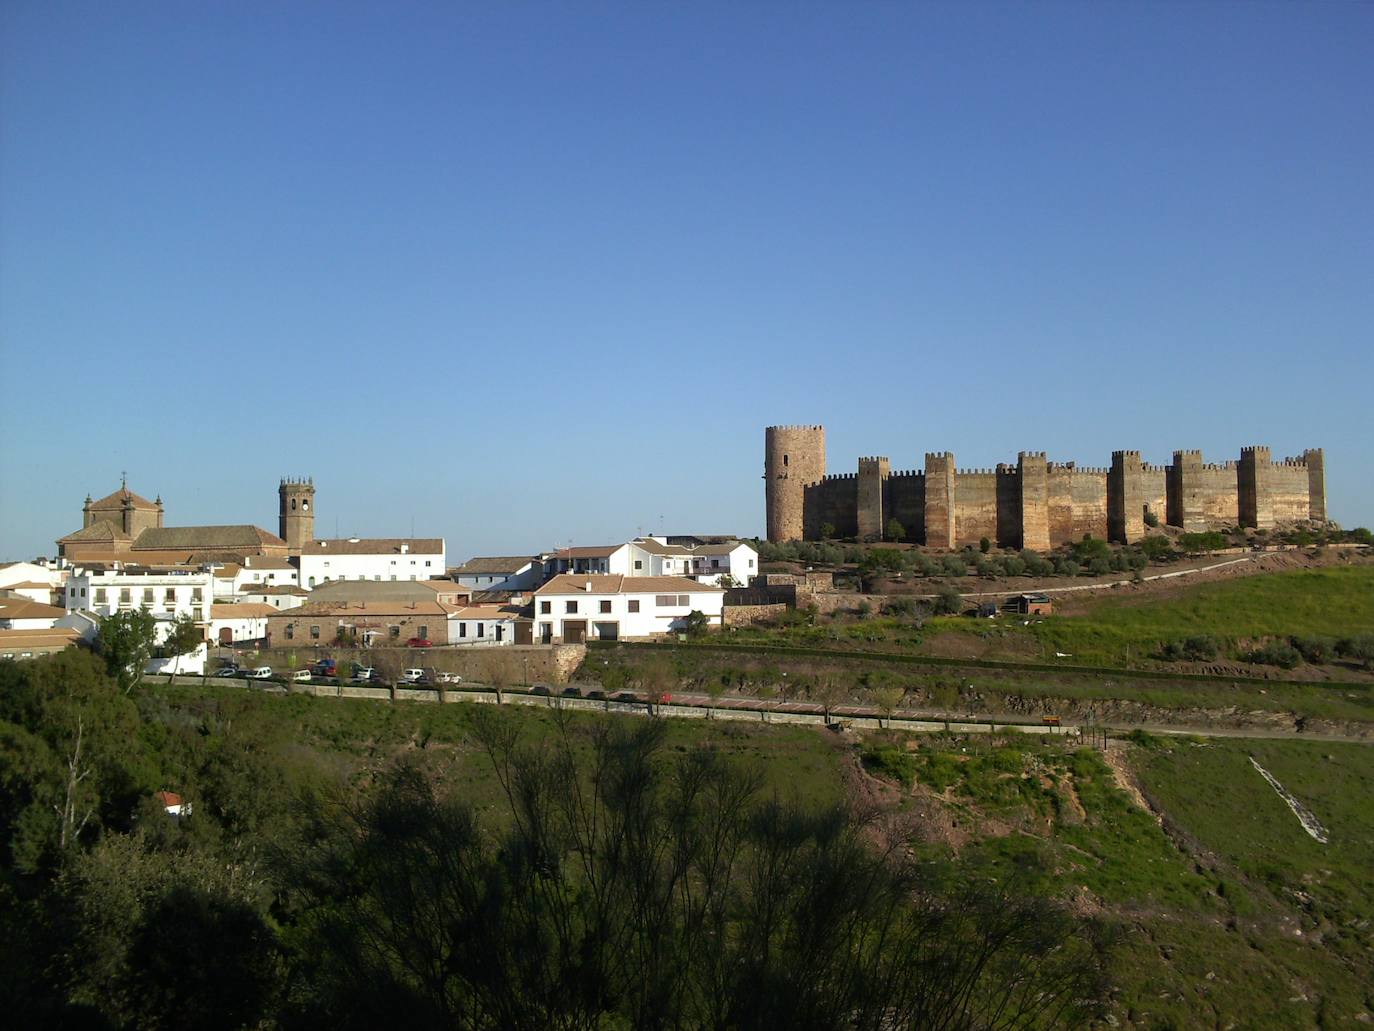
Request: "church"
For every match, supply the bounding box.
[57,478,291,566]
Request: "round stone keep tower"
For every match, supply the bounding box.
[279,477,315,554]
[765,425,826,542]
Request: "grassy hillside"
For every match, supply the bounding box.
[139,684,1373,1028]
[1018,565,1374,662]
[863,730,1374,1028]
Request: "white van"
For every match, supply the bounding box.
[246,667,273,679]
[291,669,312,682]
[402,669,426,683]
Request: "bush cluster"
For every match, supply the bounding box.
[1157,636,1220,662]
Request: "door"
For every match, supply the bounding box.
[219,627,233,645]
[515,621,534,645]
[594,622,618,641]
[562,620,587,644]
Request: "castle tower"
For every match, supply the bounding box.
[1168,450,1205,532]
[1108,450,1145,543]
[1017,452,1050,551]
[1238,446,1272,529]
[1304,448,1326,522]
[857,457,891,540]
[765,426,825,542]
[279,477,316,554]
[923,452,956,550]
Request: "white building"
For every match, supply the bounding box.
[212,555,300,599]
[447,604,522,645]
[235,584,309,611]
[63,564,213,644]
[209,603,276,644]
[0,598,67,630]
[296,538,445,588]
[0,560,66,604]
[543,544,632,577]
[532,575,724,643]
[449,556,543,591]
[547,539,758,587]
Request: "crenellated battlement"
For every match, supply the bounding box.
[766,428,1327,544]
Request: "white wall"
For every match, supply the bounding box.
[452,563,541,591]
[298,549,445,588]
[66,568,214,624]
[210,613,268,643]
[448,616,516,645]
[534,585,723,642]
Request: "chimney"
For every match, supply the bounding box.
[401,544,409,555]
[585,580,593,592]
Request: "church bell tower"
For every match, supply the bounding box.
[279,477,315,554]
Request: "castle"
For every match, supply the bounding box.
[764,426,1326,548]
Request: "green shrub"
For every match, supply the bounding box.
[979,537,991,554]
[1143,510,1159,528]
[1158,635,1220,662]
[933,587,963,615]
[1178,531,1227,553]
[1335,634,1374,669]
[1245,641,1301,669]
[1139,536,1174,561]
[861,745,917,785]
[940,555,968,577]
[1288,635,1334,665]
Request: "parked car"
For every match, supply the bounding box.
[433,671,461,684]
[585,689,606,700]
[401,669,426,683]
[291,669,312,682]
[530,684,552,696]
[351,667,377,683]
[561,686,582,697]
[246,667,273,679]
[406,637,433,648]
[215,665,242,678]
[612,691,642,703]
[310,658,338,677]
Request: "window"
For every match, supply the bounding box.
[143,588,154,604]
[634,560,643,570]
[783,454,789,466]
[390,575,397,581]
[285,625,294,640]
[628,599,640,613]
[540,601,551,614]
[565,601,578,614]
[192,588,203,602]
[477,623,484,638]
[164,588,176,603]
[417,626,428,640]
[655,595,691,607]
[459,623,467,638]
[310,625,320,640]
[95,588,107,604]
[599,600,612,613]
[711,559,720,568]
[119,588,132,606]
[389,625,401,638]
[324,561,330,568]
[192,608,202,622]
[425,560,431,567]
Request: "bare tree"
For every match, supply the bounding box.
[55,715,93,849]
[480,650,515,704]
[870,685,906,728]
[810,670,850,724]
[635,651,677,716]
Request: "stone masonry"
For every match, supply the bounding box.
[764,426,1326,547]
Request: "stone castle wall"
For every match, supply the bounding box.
[765,427,1326,547]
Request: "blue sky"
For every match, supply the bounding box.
[2,2,1370,561]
